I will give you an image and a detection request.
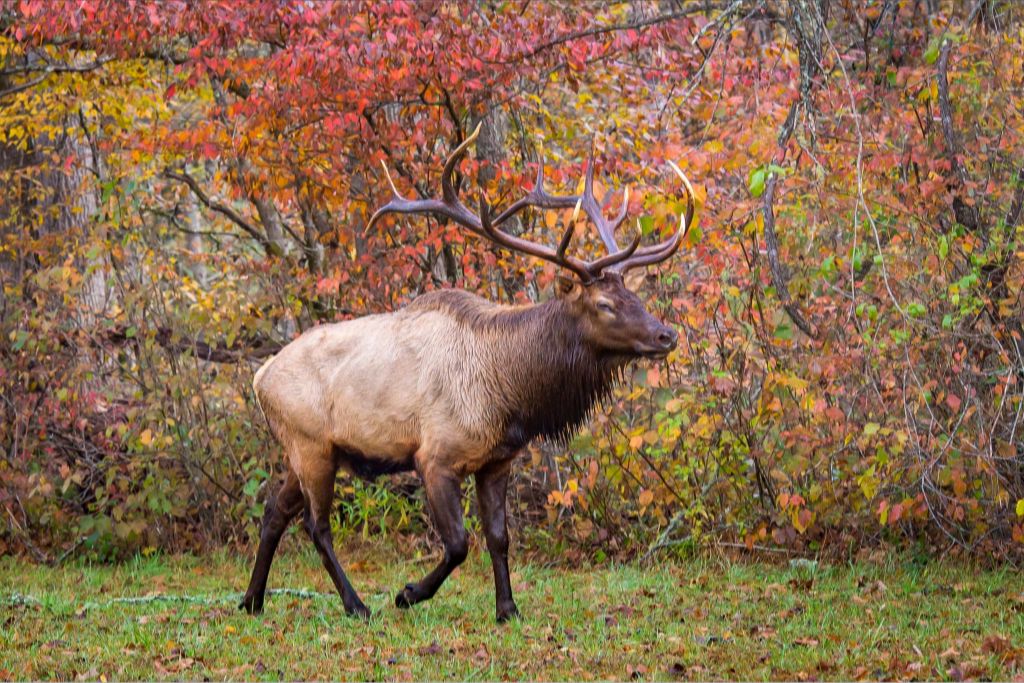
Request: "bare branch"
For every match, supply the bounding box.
[762,173,818,339]
[519,3,730,61]
[1005,167,1024,229]
[105,326,282,364]
[936,38,982,233]
[758,98,818,339]
[0,74,45,100]
[163,168,280,256]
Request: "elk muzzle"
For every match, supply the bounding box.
[635,323,678,358]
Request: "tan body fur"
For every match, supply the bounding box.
[254,290,557,484]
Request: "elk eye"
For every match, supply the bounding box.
[596,301,615,314]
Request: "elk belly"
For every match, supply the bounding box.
[319,317,424,466]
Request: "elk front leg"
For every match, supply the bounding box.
[475,459,519,622]
[300,457,370,619]
[396,465,467,608]
[241,469,303,614]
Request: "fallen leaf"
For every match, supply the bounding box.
[982,634,1010,654]
[628,663,648,680]
[940,646,961,661]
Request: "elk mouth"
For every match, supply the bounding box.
[633,342,675,359]
[634,327,678,358]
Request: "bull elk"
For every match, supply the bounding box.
[241,125,696,622]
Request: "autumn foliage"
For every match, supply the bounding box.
[1,1,1022,561]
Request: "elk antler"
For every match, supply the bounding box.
[367,125,697,282]
[610,160,697,274]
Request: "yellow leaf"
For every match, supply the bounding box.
[638,489,654,507]
[544,210,558,230]
[139,429,153,446]
[1016,499,1024,517]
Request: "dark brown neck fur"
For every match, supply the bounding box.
[408,289,626,447]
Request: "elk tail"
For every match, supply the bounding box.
[251,354,277,422]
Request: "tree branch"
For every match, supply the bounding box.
[163,168,279,256]
[0,56,113,76]
[105,326,282,363]
[762,174,818,339]
[760,99,819,340]
[936,38,982,233]
[519,3,726,61]
[0,74,45,100]
[1005,167,1024,229]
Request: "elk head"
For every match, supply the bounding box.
[368,124,697,360]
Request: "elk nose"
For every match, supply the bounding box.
[656,326,678,350]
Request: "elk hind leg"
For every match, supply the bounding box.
[241,468,303,615]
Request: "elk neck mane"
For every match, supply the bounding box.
[407,289,627,446]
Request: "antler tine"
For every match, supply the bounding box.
[610,161,697,274]
[555,218,577,261]
[365,160,402,233]
[478,192,592,282]
[611,185,630,232]
[441,122,483,204]
[585,223,642,273]
[577,146,629,256]
[367,124,486,235]
[490,148,582,227]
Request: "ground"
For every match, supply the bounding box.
[1,544,1022,681]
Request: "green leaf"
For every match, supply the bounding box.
[12,330,29,351]
[243,478,261,497]
[907,302,927,318]
[685,224,702,245]
[924,40,940,65]
[638,215,654,236]
[749,167,766,198]
[774,321,793,340]
[938,235,949,260]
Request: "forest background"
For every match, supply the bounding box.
[1,0,1022,564]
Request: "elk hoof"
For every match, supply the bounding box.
[346,600,371,620]
[496,601,520,623]
[239,594,263,615]
[395,583,418,609]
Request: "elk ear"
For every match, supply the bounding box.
[623,269,646,292]
[554,275,582,300]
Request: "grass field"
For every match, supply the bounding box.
[1,544,1022,681]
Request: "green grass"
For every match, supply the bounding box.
[1,542,1021,681]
